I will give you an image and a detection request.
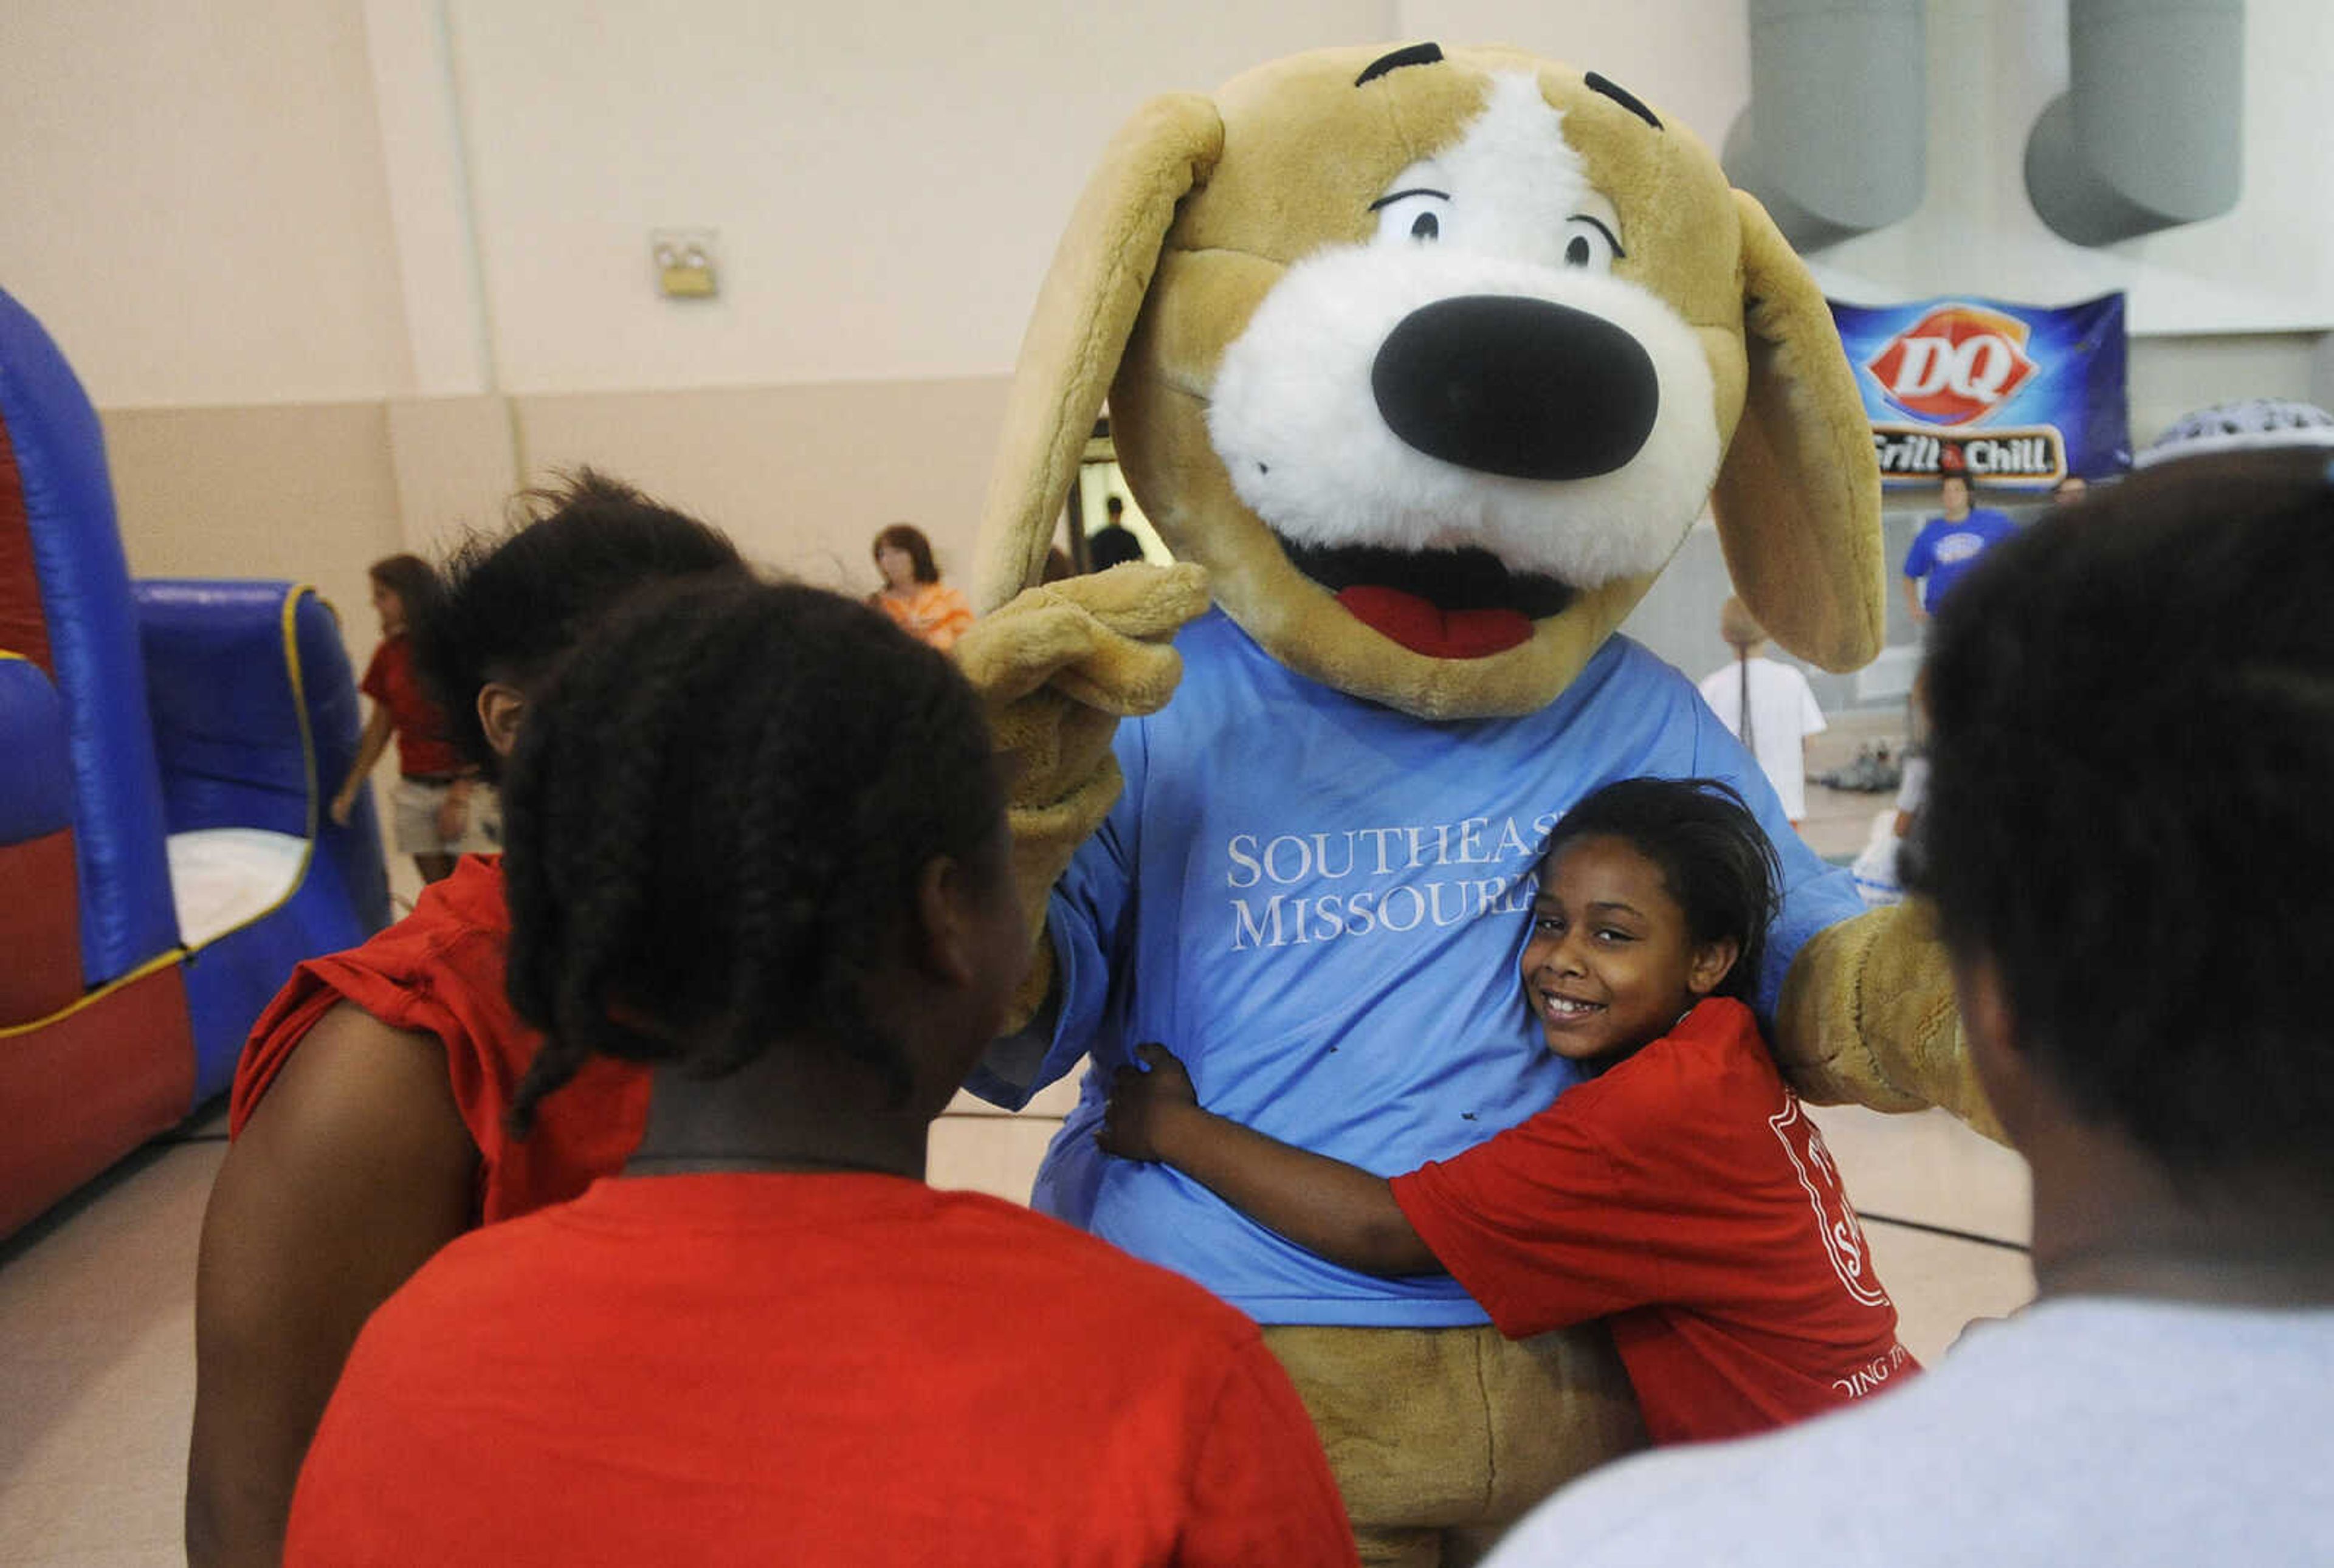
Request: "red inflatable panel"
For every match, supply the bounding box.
[0,828,80,1025]
[0,959,194,1239]
[0,413,54,673]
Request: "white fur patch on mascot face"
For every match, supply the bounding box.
[1207,72,1720,594]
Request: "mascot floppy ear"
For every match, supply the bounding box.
[975,96,1224,610]
[1708,190,1884,673]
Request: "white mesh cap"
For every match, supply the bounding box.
[2136,398,2334,467]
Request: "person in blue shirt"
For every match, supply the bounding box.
[1901,473,2017,625]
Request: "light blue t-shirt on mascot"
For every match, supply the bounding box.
[966,609,1864,1327]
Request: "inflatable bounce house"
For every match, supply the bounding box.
[0,285,389,1239]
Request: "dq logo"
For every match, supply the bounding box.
[1865,304,2039,425]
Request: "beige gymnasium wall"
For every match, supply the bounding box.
[88,376,1014,670]
[4,0,2331,666]
[3,0,1399,641]
[94,404,405,657]
[3,0,2328,1126]
[512,377,1013,595]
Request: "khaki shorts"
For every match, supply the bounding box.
[1261,1322,1646,1568]
[388,776,502,857]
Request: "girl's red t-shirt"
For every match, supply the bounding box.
[359,633,464,779]
[230,856,648,1223]
[1391,997,1917,1443]
[286,1174,1360,1567]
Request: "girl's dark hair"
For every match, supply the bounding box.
[367,553,442,627]
[413,470,745,779]
[1542,778,1779,1003]
[871,522,940,585]
[500,577,1008,1133]
[1905,449,2334,1178]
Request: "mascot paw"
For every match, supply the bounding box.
[1775,902,2007,1143]
[954,560,1210,712]
[952,561,1211,949]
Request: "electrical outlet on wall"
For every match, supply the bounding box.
[651,229,719,298]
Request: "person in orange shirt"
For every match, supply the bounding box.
[869,521,974,648]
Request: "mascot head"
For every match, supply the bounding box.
[978,43,1882,719]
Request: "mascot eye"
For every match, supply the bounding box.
[1370,187,1450,247]
[1561,215,1624,272]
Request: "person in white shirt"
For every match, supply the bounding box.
[1696,597,1825,824]
[1481,450,2334,1568]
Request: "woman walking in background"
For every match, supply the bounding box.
[331,554,483,883]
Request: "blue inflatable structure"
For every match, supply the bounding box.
[0,284,390,1237]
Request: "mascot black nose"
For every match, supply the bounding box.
[1371,296,1660,481]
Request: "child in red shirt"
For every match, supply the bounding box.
[190,474,748,1568]
[331,554,476,884]
[285,578,1358,1568]
[1103,777,1915,1445]
[227,854,647,1225]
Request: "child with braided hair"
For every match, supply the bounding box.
[189,472,747,1568]
[283,577,1358,1567]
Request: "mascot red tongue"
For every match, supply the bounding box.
[1335,585,1534,658]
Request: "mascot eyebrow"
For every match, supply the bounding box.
[1350,46,1665,139]
[1583,71,1664,131]
[1354,42,1444,86]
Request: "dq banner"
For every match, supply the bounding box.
[1829,292,2130,489]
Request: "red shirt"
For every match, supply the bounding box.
[360,633,463,778]
[286,1173,1360,1568]
[230,856,649,1223]
[1390,998,1916,1444]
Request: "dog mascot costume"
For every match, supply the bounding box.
[954,43,1994,1563]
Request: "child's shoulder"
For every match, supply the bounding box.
[1591,1000,1778,1120]
[1657,997,1774,1076]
